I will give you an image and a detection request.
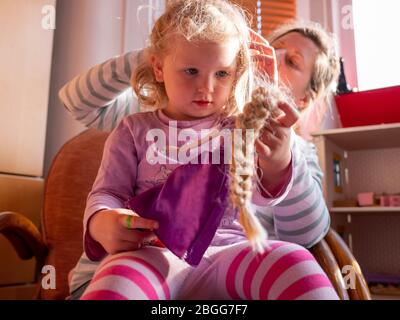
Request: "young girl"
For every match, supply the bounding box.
[66,0,339,300]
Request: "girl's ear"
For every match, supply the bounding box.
[151,55,164,83]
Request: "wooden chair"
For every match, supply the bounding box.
[0,129,371,300]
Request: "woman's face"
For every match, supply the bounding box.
[271,32,320,109]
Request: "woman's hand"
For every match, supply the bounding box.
[88,208,159,255]
[249,28,278,84]
[255,102,300,195]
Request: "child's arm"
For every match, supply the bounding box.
[270,139,330,248]
[82,117,157,260]
[58,50,143,131]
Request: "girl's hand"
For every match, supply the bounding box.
[88,208,159,255]
[255,102,300,195]
[249,28,278,84]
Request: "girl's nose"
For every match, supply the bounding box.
[197,75,214,93]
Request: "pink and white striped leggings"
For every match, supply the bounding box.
[80,240,339,300]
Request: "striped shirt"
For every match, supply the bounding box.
[59,51,330,294]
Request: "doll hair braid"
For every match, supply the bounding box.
[229,84,288,253]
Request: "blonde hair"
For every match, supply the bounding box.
[269,21,340,102]
[131,0,254,115]
[229,85,290,252]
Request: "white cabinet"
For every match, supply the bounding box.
[0,0,55,297]
[313,123,400,296]
[0,0,55,177]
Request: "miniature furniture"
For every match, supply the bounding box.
[313,123,400,298]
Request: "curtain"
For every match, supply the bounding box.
[232,0,296,37]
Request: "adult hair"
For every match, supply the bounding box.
[269,20,340,102]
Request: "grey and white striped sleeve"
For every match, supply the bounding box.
[58,50,142,132]
[271,135,330,248]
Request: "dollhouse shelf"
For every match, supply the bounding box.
[313,123,400,150]
[330,207,400,213]
[313,123,400,293]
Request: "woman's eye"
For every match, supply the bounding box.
[184,68,198,75]
[286,57,299,69]
[216,71,230,78]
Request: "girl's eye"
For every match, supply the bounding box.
[184,68,198,75]
[216,71,230,78]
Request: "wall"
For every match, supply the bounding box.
[297,0,310,21]
[297,0,357,89]
[296,0,358,132]
[0,0,55,177]
[44,0,164,176]
[330,0,358,89]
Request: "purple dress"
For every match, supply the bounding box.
[126,151,231,266]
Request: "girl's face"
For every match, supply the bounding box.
[152,36,240,121]
[272,32,320,110]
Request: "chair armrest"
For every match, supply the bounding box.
[310,238,350,300]
[0,211,47,267]
[324,228,371,300]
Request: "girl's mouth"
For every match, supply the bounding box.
[193,101,212,107]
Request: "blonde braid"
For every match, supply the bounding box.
[230,85,288,252]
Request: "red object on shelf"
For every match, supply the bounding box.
[380,195,391,207]
[389,195,400,207]
[335,85,400,128]
[357,192,375,206]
